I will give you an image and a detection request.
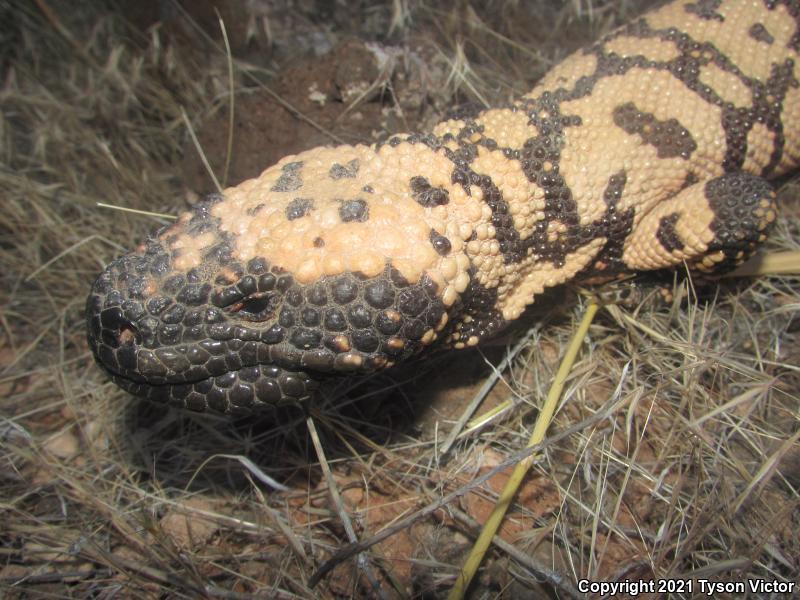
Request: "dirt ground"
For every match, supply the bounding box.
[1,0,799,598]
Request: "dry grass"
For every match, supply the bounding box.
[1,0,798,598]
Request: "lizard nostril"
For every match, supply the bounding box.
[101,307,139,348]
[99,306,139,348]
[117,322,138,346]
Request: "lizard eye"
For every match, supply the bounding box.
[226,292,280,321]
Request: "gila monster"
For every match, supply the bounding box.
[87,0,799,414]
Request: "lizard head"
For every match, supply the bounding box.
[86,148,463,414]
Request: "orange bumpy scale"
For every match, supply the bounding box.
[87,0,797,413]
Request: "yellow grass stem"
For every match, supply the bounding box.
[723,250,800,277]
[447,299,600,599]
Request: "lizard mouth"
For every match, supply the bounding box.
[102,362,319,414]
[86,300,320,414]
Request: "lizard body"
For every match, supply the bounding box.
[87,0,798,413]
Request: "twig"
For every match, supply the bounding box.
[182,107,223,194]
[306,416,388,598]
[94,203,176,220]
[1,568,113,586]
[215,10,235,189]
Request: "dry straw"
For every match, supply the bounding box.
[2,0,798,597]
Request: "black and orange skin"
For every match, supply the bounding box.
[87,0,795,413]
